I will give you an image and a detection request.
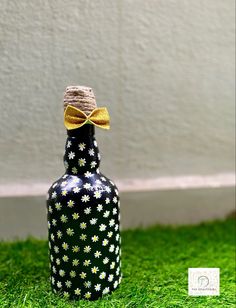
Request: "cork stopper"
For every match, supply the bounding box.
[64,86,97,115]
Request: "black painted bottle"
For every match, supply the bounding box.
[47,86,121,300]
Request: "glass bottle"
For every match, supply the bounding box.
[47,88,121,300]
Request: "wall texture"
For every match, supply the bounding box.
[0,0,235,186]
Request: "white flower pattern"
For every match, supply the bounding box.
[47,127,121,300]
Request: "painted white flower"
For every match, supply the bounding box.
[52,266,56,273]
[103,257,109,264]
[66,228,74,236]
[78,143,86,151]
[57,281,62,288]
[68,151,75,160]
[83,183,91,190]
[84,292,91,299]
[102,239,109,246]
[78,158,86,167]
[84,207,91,214]
[80,234,87,241]
[109,219,115,227]
[50,255,54,262]
[56,258,60,265]
[94,191,102,199]
[48,206,53,213]
[62,255,69,262]
[63,292,69,298]
[72,246,79,253]
[84,281,91,288]
[103,211,110,218]
[81,195,90,203]
[67,140,72,148]
[101,176,106,182]
[96,179,102,185]
[84,246,91,253]
[90,218,97,225]
[61,181,67,187]
[116,267,120,275]
[74,288,81,295]
[84,171,93,178]
[51,191,57,199]
[115,189,119,195]
[60,214,68,223]
[51,277,55,284]
[109,244,115,252]
[95,284,101,291]
[105,186,111,193]
[62,174,68,179]
[72,177,80,184]
[54,246,59,253]
[115,224,119,231]
[91,235,99,242]
[113,197,118,203]
[93,140,97,147]
[113,208,117,215]
[50,234,55,241]
[70,270,76,277]
[55,202,62,210]
[52,182,58,188]
[116,234,120,241]
[83,259,91,266]
[110,262,115,269]
[107,231,113,238]
[61,190,68,196]
[73,186,80,193]
[105,198,110,204]
[80,272,86,279]
[90,161,97,168]
[97,204,103,212]
[94,251,101,258]
[72,213,79,220]
[80,222,87,229]
[65,280,72,288]
[99,272,106,279]
[72,259,79,266]
[59,269,65,277]
[62,242,69,250]
[67,200,74,208]
[99,224,106,231]
[52,219,57,226]
[91,266,99,274]
[115,246,119,254]
[88,148,95,156]
[72,167,78,174]
[114,281,118,288]
[103,287,110,294]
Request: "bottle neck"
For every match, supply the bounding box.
[64,125,100,175]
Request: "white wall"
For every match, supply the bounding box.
[0,0,235,186]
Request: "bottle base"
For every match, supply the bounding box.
[51,274,122,301]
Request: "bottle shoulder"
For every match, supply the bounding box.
[47,172,119,205]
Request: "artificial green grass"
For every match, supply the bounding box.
[0,219,235,307]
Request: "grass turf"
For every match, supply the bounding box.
[0,219,235,307]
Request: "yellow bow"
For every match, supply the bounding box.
[64,105,110,130]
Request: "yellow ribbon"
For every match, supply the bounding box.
[64,105,110,130]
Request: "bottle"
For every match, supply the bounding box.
[47,86,122,300]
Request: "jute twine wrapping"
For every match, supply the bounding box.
[64,86,97,115]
